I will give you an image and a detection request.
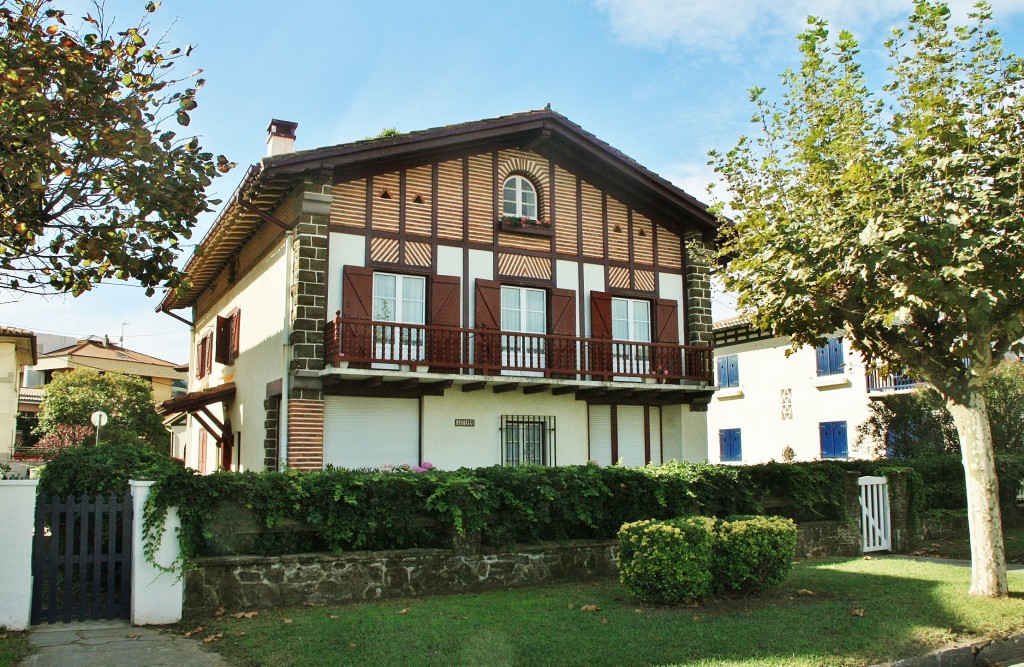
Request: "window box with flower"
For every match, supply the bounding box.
[498,214,554,237]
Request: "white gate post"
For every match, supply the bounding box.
[0,479,38,630]
[129,480,183,625]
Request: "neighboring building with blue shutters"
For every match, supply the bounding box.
[706,315,892,464]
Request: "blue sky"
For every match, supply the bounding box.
[4,0,1024,362]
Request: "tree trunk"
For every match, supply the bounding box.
[946,390,1008,597]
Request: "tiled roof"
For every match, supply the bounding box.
[41,339,179,367]
[19,387,44,404]
[712,314,754,331]
[0,325,34,337]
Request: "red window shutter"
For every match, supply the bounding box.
[589,291,613,378]
[475,279,502,370]
[429,275,461,370]
[342,266,374,360]
[204,333,213,377]
[195,337,205,379]
[549,288,576,377]
[230,310,241,362]
[215,315,230,365]
[654,298,681,378]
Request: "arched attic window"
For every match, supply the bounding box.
[502,175,537,220]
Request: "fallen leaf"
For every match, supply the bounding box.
[349,643,358,649]
[243,612,258,619]
[203,633,224,644]
[851,609,865,617]
[282,618,293,624]
[213,607,225,617]
[451,615,467,620]
[234,631,246,637]
[634,609,643,614]
[580,604,601,612]
[567,604,575,609]
[232,612,245,619]
[329,615,339,620]
[600,618,609,624]
[797,589,815,596]
[125,634,138,639]
[693,616,702,622]
[303,602,325,607]
[0,634,7,640]
[397,608,410,615]
[862,556,873,560]
[684,601,701,608]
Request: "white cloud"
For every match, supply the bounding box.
[594,0,1024,51]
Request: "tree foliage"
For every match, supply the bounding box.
[0,0,233,296]
[711,1,1023,596]
[36,367,167,449]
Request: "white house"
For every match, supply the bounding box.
[706,316,912,464]
[158,110,722,473]
[0,327,36,463]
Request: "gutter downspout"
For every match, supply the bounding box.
[279,229,293,471]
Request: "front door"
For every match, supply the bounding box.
[501,286,546,376]
[612,297,651,379]
[373,273,426,367]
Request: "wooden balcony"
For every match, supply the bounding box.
[324,312,713,384]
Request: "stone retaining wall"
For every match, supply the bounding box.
[795,520,860,558]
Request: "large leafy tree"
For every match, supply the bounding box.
[0,0,232,297]
[36,367,168,449]
[711,1,1024,597]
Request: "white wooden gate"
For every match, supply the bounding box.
[858,476,891,552]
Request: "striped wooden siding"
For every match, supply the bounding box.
[371,172,400,233]
[608,265,630,290]
[657,224,682,269]
[437,159,464,240]
[406,241,431,267]
[633,212,654,265]
[498,253,551,280]
[553,166,578,255]
[498,231,550,252]
[467,154,493,244]
[287,399,324,471]
[580,181,604,258]
[370,236,400,264]
[635,269,655,292]
[497,149,549,219]
[405,165,432,237]
[331,179,367,229]
[607,198,630,262]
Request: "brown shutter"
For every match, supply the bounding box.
[342,266,374,361]
[589,291,613,378]
[195,337,206,379]
[230,310,241,362]
[203,333,213,377]
[215,315,230,364]
[654,298,681,379]
[549,288,576,378]
[475,279,502,371]
[429,275,461,371]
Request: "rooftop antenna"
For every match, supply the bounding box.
[121,322,129,348]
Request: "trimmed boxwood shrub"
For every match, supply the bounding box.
[618,516,717,604]
[713,515,797,593]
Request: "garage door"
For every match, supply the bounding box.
[323,396,419,469]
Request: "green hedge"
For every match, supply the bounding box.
[37,442,183,499]
[618,515,797,604]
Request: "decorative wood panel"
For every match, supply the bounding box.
[370,236,400,264]
[406,241,431,267]
[498,231,550,252]
[608,266,630,290]
[467,154,492,244]
[657,224,682,269]
[497,149,549,219]
[580,181,604,258]
[635,269,655,292]
[405,165,432,238]
[437,160,464,240]
[607,198,629,262]
[331,179,366,229]
[633,212,654,265]
[498,253,551,280]
[553,165,578,255]
[371,172,400,233]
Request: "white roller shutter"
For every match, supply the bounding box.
[323,396,419,469]
[649,406,662,465]
[617,405,646,467]
[588,405,612,466]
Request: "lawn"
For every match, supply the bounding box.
[186,557,1024,667]
[0,632,31,667]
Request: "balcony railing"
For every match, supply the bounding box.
[865,369,922,393]
[324,312,713,383]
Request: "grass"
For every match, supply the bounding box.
[0,632,32,667]
[913,527,1024,564]
[182,557,1024,667]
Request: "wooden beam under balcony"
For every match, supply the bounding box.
[493,383,519,394]
[522,384,550,395]
[551,385,577,396]
[462,381,487,392]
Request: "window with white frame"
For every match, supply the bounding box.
[501,285,546,374]
[502,175,537,220]
[611,297,651,377]
[372,273,426,362]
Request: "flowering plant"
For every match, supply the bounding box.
[499,214,551,229]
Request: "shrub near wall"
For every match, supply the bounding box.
[713,515,798,593]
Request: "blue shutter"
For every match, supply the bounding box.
[732,429,742,461]
[816,344,828,376]
[820,422,832,458]
[717,356,727,386]
[727,355,739,388]
[720,428,742,462]
[829,338,843,374]
[719,429,728,460]
[835,421,848,458]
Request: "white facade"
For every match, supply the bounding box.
[707,329,878,465]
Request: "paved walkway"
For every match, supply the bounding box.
[20,620,230,667]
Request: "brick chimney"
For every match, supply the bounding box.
[266,119,298,157]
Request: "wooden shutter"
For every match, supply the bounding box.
[836,421,848,458]
[816,343,828,376]
[588,291,613,379]
[215,316,230,364]
[829,337,843,374]
[727,354,739,387]
[549,288,576,378]
[230,310,241,362]
[474,279,502,371]
[220,420,233,471]
[716,356,727,387]
[653,298,681,379]
[429,275,461,371]
[196,337,206,379]
[342,266,374,361]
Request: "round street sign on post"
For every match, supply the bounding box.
[90,410,108,446]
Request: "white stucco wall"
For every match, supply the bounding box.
[706,336,875,464]
[0,342,18,462]
[0,480,37,630]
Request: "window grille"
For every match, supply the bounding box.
[500,415,555,467]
